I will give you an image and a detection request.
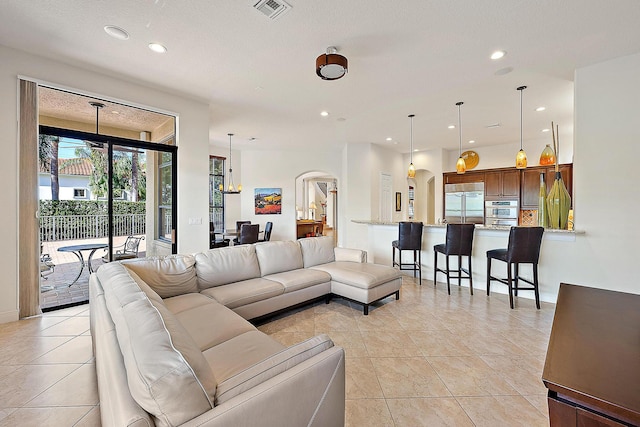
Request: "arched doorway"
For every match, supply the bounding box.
[408,169,435,224]
[295,171,338,244]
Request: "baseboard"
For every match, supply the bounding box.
[0,309,19,324]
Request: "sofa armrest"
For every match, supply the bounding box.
[215,334,334,405]
[182,345,345,427]
[334,247,367,263]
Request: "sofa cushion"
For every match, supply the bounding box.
[264,268,331,293]
[298,236,335,268]
[149,299,218,402]
[164,293,255,351]
[310,261,401,289]
[255,240,303,276]
[195,245,261,290]
[215,334,334,405]
[126,269,163,304]
[122,254,198,298]
[334,247,367,263]
[202,330,285,383]
[201,278,284,309]
[97,263,212,427]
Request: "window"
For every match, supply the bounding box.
[73,188,87,199]
[209,156,225,231]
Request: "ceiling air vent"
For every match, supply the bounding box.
[253,0,291,20]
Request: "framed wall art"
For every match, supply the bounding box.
[255,188,282,214]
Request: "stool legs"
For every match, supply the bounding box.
[393,247,422,285]
[487,259,540,309]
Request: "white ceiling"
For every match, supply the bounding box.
[2,0,640,154]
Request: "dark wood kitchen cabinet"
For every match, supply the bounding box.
[484,169,520,200]
[443,170,484,184]
[543,284,640,427]
[520,164,573,209]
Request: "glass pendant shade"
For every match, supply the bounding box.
[539,144,556,166]
[408,162,416,178]
[455,101,465,174]
[516,149,528,169]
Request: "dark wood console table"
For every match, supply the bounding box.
[296,220,323,239]
[543,283,640,426]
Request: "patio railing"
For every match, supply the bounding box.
[40,214,146,242]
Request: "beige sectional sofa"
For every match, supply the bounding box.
[90,236,401,427]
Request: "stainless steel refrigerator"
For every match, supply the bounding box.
[444,183,485,224]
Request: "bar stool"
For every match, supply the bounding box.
[433,223,475,295]
[486,226,544,309]
[392,221,424,284]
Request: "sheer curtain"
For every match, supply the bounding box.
[18,79,41,318]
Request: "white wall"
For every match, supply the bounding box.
[0,45,210,323]
[238,149,342,243]
[568,52,640,293]
[443,136,574,172]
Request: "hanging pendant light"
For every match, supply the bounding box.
[455,102,466,174]
[515,85,528,169]
[407,114,416,178]
[219,133,241,194]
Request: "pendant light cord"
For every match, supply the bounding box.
[408,114,415,163]
[456,102,463,156]
[517,86,527,150]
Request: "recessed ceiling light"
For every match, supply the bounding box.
[536,106,546,112]
[320,111,329,117]
[486,123,501,128]
[542,128,550,132]
[104,25,129,40]
[490,50,506,60]
[148,43,167,53]
[494,67,514,76]
[111,111,120,115]
[413,149,419,152]
[448,125,455,129]
[336,117,346,122]
[249,137,257,142]
[386,137,392,141]
[468,140,475,144]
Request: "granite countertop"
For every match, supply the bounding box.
[351,219,584,234]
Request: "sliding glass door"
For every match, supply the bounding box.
[39,127,177,310]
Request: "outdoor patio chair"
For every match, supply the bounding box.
[102,235,145,262]
[40,251,55,279]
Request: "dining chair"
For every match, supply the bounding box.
[233,221,251,244]
[260,221,273,242]
[238,223,260,245]
[209,222,230,249]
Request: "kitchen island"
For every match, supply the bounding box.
[353,220,584,304]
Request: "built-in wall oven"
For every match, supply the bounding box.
[485,200,519,226]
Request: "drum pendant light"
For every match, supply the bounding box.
[407,114,416,178]
[455,102,466,174]
[515,86,528,169]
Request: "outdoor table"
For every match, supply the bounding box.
[57,243,108,287]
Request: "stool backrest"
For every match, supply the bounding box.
[263,221,273,241]
[507,226,544,263]
[444,223,475,255]
[397,221,423,250]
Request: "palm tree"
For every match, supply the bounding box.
[38,134,60,200]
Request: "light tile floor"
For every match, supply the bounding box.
[0,277,554,426]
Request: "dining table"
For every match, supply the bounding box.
[57,242,108,287]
